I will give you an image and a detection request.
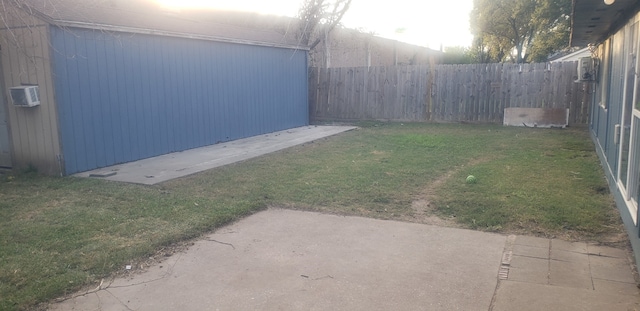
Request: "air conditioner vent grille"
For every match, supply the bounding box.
[10,86,40,107]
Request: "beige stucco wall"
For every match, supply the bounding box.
[0,6,62,175]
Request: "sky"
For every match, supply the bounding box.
[156,0,475,49]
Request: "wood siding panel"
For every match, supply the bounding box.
[50,27,308,175]
[0,8,62,175]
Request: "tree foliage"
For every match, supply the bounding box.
[442,46,475,64]
[470,0,571,63]
[297,0,352,49]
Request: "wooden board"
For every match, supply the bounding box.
[503,108,569,128]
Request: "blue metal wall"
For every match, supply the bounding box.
[50,27,308,174]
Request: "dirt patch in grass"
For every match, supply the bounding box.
[405,157,492,227]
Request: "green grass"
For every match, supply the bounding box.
[0,122,621,310]
[433,125,619,237]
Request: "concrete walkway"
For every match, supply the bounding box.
[50,209,639,311]
[75,126,356,185]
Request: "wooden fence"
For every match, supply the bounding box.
[309,62,592,124]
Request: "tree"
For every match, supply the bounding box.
[442,46,474,64]
[470,0,571,63]
[297,0,352,49]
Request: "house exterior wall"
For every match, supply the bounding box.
[590,12,640,267]
[311,28,442,68]
[549,48,592,62]
[0,7,63,175]
[49,27,308,175]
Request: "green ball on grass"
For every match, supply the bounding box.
[466,175,477,184]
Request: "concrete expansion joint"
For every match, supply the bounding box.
[585,247,596,291]
[547,238,552,285]
[498,235,517,281]
[489,235,517,310]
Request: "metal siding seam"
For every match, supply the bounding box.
[195,40,208,145]
[95,32,116,167]
[256,48,267,134]
[187,39,198,148]
[303,51,310,125]
[88,30,108,169]
[190,40,204,148]
[177,41,188,150]
[187,41,197,148]
[77,32,97,172]
[158,38,171,152]
[200,41,210,145]
[224,44,233,141]
[153,37,167,155]
[229,44,240,141]
[51,28,74,174]
[56,29,73,174]
[139,35,153,158]
[211,43,220,143]
[166,40,178,151]
[66,30,85,173]
[113,34,129,164]
[151,37,161,153]
[179,40,191,149]
[133,37,147,159]
[144,36,157,155]
[203,41,213,144]
[218,43,230,143]
[246,47,255,137]
[120,36,137,162]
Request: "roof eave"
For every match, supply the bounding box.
[13,1,309,51]
[51,20,310,51]
[570,0,640,47]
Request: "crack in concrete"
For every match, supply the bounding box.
[53,249,185,310]
[205,238,236,249]
[104,289,134,311]
[109,251,184,289]
[54,278,114,304]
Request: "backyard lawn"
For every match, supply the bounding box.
[0,122,625,310]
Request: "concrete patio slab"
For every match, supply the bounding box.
[493,235,640,310]
[48,209,640,311]
[492,282,638,311]
[50,208,507,311]
[74,125,356,185]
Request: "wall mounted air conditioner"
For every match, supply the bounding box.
[576,57,596,82]
[10,85,40,107]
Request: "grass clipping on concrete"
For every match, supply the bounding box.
[0,123,624,310]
